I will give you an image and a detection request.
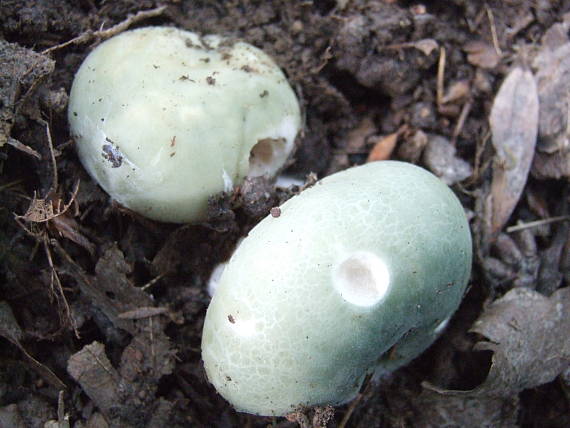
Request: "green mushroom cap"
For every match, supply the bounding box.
[201,161,472,416]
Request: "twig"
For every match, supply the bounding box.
[338,394,363,428]
[57,390,70,428]
[436,47,446,108]
[44,239,80,338]
[507,216,570,233]
[7,137,42,160]
[38,119,58,191]
[42,5,168,54]
[0,179,24,192]
[141,273,166,291]
[452,100,473,145]
[485,4,502,57]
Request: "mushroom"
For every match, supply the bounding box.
[201,160,472,416]
[68,27,301,223]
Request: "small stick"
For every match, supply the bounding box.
[42,6,168,54]
[7,138,42,160]
[338,393,364,428]
[38,119,58,191]
[141,273,166,291]
[452,100,472,145]
[506,216,570,233]
[486,5,502,57]
[436,47,446,108]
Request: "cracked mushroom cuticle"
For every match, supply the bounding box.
[201,161,473,416]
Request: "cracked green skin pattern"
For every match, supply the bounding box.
[68,27,300,223]
[201,161,472,416]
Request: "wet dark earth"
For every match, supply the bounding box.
[1,1,569,427]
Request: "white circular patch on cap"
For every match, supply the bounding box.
[333,252,390,307]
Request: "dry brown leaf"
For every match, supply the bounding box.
[487,67,538,238]
[17,191,75,223]
[366,132,398,162]
[16,181,94,254]
[464,40,501,69]
[531,17,570,179]
[425,287,570,397]
[48,214,95,255]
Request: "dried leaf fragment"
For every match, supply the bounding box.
[487,67,538,237]
[426,287,570,397]
[464,40,501,69]
[470,287,570,395]
[441,79,470,105]
[366,132,398,162]
[531,17,570,179]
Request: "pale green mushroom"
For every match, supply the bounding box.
[201,161,472,416]
[68,26,301,223]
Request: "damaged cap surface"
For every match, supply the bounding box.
[68,26,301,223]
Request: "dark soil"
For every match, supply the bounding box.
[1,1,569,427]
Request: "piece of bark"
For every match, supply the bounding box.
[486,67,539,238]
[67,342,121,420]
[56,243,153,335]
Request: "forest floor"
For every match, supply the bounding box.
[1,1,569,427]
